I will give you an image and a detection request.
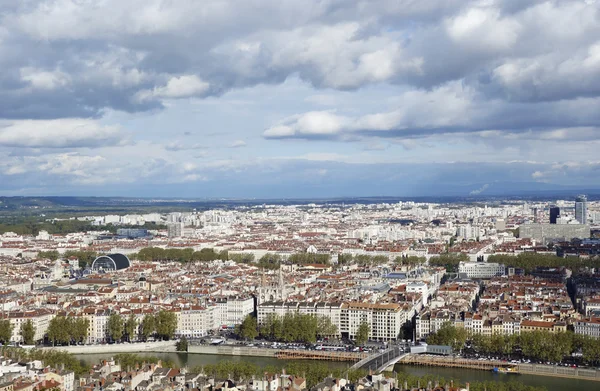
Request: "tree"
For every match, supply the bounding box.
[140,314,156,341]
[47,316,70,345]
[0,319,13,344]
[238,315,258,341]
[21,319,35,345]
[72,318,90,344]
[124,315,137,342]
[176,336,189,352]
[355,321,370,346]
[317,316,338,339]
[107,313,124,342]
[37,250,60,261]
[155,310,177,340]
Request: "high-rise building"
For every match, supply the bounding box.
[549,206,560,224]
[575,195,588,224]
[167,222,183,238]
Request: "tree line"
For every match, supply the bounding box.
[131,247,229,263]
[487,253,600,273]
[36,249,98,268]
[0,347,91,377]
[426,323,600,365]
[194,360,367,388]
[428,253,469,272]
[246,313,338,343]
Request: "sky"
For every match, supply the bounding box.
[1,0,600,198]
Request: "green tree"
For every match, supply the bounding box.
[355,321,370,346]
[238,315,258,341]
[155,310,177,340]
[47,316,70,345]
[0,319,13,344]
[176,336,189,352]
[107,313,124,342]
[124,315,137,342]
[72,317,90,344]
[21,319,35,345]
[316,316,338,338]
[37,250,60,261]
[140,314,156,341]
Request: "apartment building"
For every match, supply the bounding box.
[6,309,54,343]
[574,317,600,339]
[458,262,505,279]
[340,302,405,341]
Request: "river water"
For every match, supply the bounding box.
[74,353,597,391]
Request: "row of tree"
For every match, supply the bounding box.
[132,247,229,263]
[426,323,600,364]
[239,314,339,344]
[45,310,178,346]
[487,253,600,273]
[194,360,367,388]
[0,319,35,345]
[428,253,469,272]
[47,316,90,345]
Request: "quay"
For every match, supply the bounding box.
[398,354,600,382]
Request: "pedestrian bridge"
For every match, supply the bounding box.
[350,346,408,373]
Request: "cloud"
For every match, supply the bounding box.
[164,142,207,151]
[0,119,124,148]
[229,140,247,148]
[135,75,210,102]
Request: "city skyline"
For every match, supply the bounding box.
[1,1,600,197]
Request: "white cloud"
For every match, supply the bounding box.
[0,119,124,148]
[136,75,210,102]
[229,140,247,148]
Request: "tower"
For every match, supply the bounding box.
[575,195,588,224]
[549,206,560,224]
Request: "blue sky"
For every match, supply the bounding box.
[1,1,600,197]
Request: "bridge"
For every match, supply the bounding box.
[350,346,408,373]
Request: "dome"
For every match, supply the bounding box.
[91,253,131,271]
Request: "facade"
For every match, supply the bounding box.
[519,223,590,242]
[574,317,600,339]
[575,195,588,224]
[167,223,183,238]
[213,296,254,328]
[458,262,505,279]
[520,320,567,333]
[549,207,560,224]
[6,309,53,343]
[258,301,406,341]
[340,302,405,341]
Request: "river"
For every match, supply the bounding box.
[74,353,597,391]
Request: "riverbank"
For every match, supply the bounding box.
[72,352,600,391]
[42,340,176,354]
[400,354,600,382]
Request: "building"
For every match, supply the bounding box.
[116,228,150,239]
[213,296,255,328]
[340,302,405,341]
[574,317,600,339]
[519,223,590,242]
[91,253,131,272]
[575,195,588,224]
[458,262,505,279]
[167,222,183,238]
[520,320,567,334]
[549,206,560,224]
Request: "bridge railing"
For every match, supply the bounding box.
[351,346,403,371]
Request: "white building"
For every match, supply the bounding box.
[459,262,505,279]
[574,318,600,339]
[7,309,54,343]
